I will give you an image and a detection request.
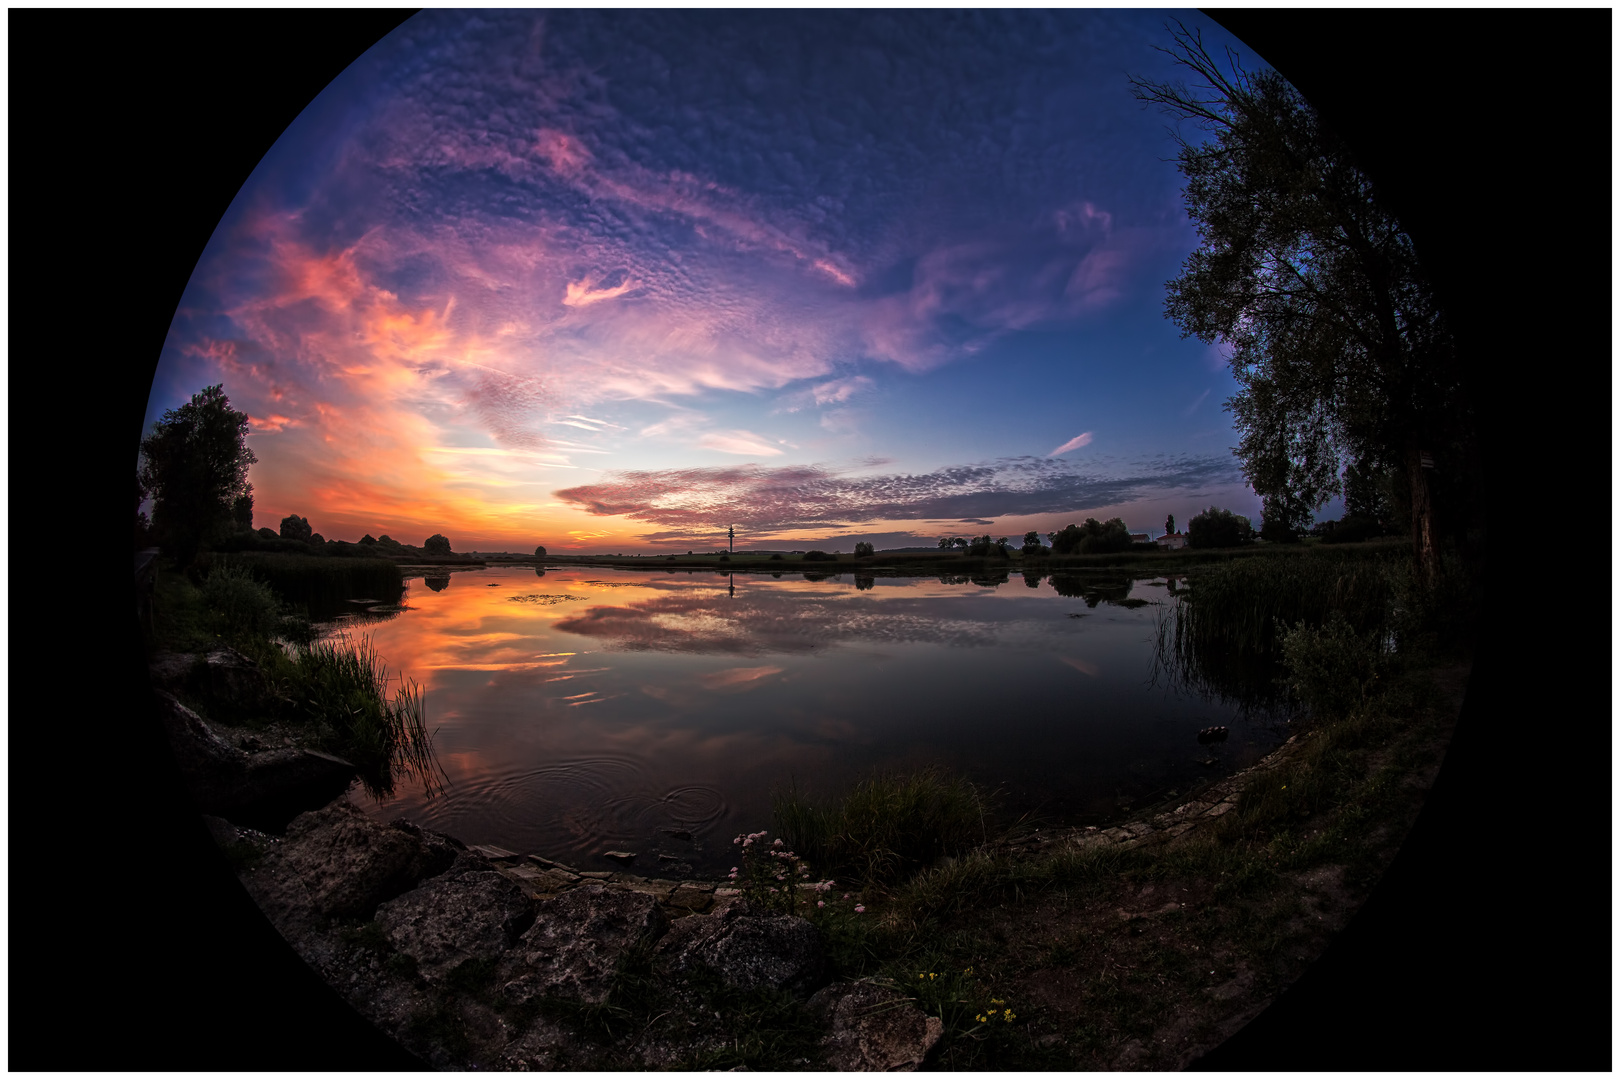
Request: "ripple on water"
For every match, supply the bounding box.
[407,755,730,869]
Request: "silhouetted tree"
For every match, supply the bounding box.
[1021,530,1044,555]
[423,534,452,555]
[534,545,547,557]
[1164,514,1176,536]
[231,494,255,533]
[137,384,258,565]
[854,541,875,557]
[1187,506,1255,548]
[1259,505,1302,543]
[966,535,1001,556]
[1048,518,1132,555]
[1132,23,1468,579]
[280,514,313,541]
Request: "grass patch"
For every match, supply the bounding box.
[773,767,991,888]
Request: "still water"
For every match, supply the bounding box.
[333,564,1280,876]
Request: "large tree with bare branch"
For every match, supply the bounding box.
[1131,24,1469,576]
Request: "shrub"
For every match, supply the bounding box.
[1387,549,1480,656]
[770,553,784,561]
[802,550,837,562]
[201,560,283,638]
[534,545,547,557]
[423,534,452,555]
[853,541,875,557]
[1319,515,1385,544]
[1279,610,1390,719]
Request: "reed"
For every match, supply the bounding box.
[227,553,404,619]
[772,767,990,888]
[289,632,442,798]
[1171,547,1394,656]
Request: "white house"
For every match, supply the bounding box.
[1156,532,1188,550]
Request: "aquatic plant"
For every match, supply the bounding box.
[225,552,404,619]
[288,631,442,798]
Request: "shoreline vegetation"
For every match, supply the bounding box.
[144,531,1479,1067]
[149,555,441,801]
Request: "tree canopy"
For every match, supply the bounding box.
[1131,23,1470,575]
[1048,518,1131,556]
[1187,506,1255,549]
[137,384,258,564]
[279,514,313,541]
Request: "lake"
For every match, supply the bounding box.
[327,563,1282,877]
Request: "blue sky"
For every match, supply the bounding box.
[146,9,1323,552]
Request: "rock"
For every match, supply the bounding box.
[501,884,668,1006]
[660,828,694,841]
[810,981,944,1071]
[153,690,248,812]
[376,871,536,981]
[602,850,637,862]
[503,864,582,896]
[233,747,359,830]
[151,690,358,829]
[240,800,453,930]
[148,651,198,691]
[197,645,273,712]
[654,899,826,997]
[468,844,518,861]
[665,886,714,915]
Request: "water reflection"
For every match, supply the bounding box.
[333,566,1276,874]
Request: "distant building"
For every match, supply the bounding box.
[1129,533,1151,545]
[1157,532,1188,550]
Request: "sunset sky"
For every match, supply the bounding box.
[143,9,1312,553]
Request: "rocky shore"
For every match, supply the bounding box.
[150,648,946,1069]
[150,643,1463,1070]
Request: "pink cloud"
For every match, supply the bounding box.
[812,376,872,406]
[1048,432,1093,456]
[696,430,786,457]
[563,276,634,307]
